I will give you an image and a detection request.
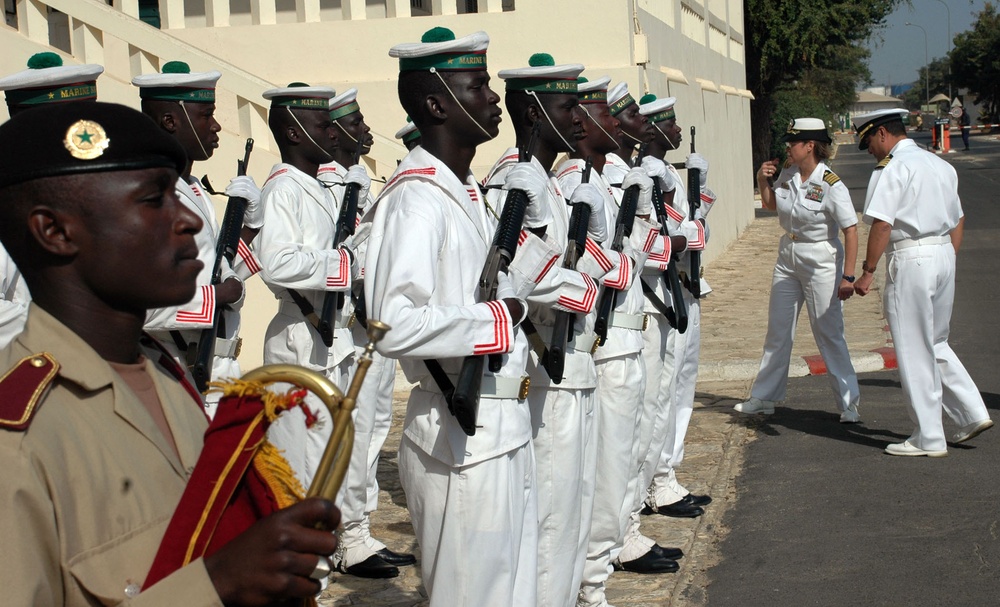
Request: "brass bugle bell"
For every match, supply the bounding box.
[240,319,391,503]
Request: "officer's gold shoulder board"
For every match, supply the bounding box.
[0,352,59,431]
[875,154,893,171]
[822,170,841,186]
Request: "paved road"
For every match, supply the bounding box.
[706,134,1000,606]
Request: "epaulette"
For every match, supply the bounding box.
[822,170,841,186]
[0,353,59,431]
[875,154,893,171]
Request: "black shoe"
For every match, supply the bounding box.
[644,500,704,518]
[342,555,399,579]
[376,547,416,566]
[613,550,679,574]
[651,543,684,560]
[682,493,712,507]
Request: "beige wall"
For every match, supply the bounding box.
[3,0,753,371]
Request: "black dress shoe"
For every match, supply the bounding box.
[682,493,712,507]
[651,543,684,560]
[645,500,704,518]
[342,555,399,579]
[376,547,416,567]
[613,550,679,574]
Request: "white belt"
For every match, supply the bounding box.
[278,299,352,328]
[608,310,649,331]
[215,337,242,359]
[535,325,599,355]
[887,235,951,251]
[785,232,831,244]
[419,374,530,400]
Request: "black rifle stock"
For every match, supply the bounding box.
[544,157,592,383]
[687,126,702,299]
[317,136,367,347]
[449,123,541,436]
[191,138,254,392]
[650,180,689,334]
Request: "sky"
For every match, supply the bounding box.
[866,0,990,89]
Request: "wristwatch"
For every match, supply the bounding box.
[842,274,856,283]
[862,260,877,274]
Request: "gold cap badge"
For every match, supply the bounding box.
[64,119,109,160]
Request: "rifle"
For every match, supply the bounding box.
[686,126,702,299]
[447,122,542,436]
[544,157,592,384]
[191,138,254,392]
[593,153,643,345]
[316,135,367,347]
[649,174,689,334]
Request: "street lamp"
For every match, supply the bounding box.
[905,22,929,113]
[933,0,953,101]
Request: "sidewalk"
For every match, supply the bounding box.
[318,208,893,607]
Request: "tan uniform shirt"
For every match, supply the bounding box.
[0,305,223,606]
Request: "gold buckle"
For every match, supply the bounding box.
[641,314,649,331]
[591,338,600,355]
[518,376,531,400]
[234,337,243,359]
[347,312,356,329]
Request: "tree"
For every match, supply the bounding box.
[950,2,1000,122]
[745,0,901,170]
[900,57,951,110]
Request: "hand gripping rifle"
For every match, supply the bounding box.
[593,153,643,346]
[447,123,541,436]
[191,138,254,393]
[317,135,367,347]
[648,152,689,334]
[686,126,702,299]
[544,157,593,384]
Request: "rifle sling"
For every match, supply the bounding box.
[285,288,325,333]
[640,278,674,318]
[423,359,455,406]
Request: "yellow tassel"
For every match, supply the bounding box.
[253,440,306,509]
[207,378,307,423]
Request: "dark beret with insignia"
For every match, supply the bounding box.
[0,101,187,189]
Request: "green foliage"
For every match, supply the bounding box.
[900,57,951,110]
[745,0,901,168]
[950,2,1000,122]
[769,88,835,161]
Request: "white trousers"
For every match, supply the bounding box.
[529,385,597,607]
[621,313,676,559]
[399,433,537,607]
[751,238,860,411]
[335,349,398,567]
[884,243,988,451]
[650,294,701,505]
[579,353,645,607]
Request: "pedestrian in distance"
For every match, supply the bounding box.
[853,108,993,457]
[735,118,862,422]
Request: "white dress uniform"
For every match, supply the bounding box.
[366,146,562,607]
[863,138,989,451]
[484,149,621,607]
[145,177,258,419]
[317,158,400,568]
[571,154,664,607]
[0,243,29,349]
[256,163,360,488]
[747,162,860,412]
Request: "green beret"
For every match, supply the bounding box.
[0,102,187,189]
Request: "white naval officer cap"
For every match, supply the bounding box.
[782,117,832,144]
[853,108,908,150]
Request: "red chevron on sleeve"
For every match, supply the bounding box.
[237,239,261,276]
[326,253,350,288]
[687,221,706,251]
[642,229,658,253]
[473,300,510,355]
[534,250,559,283]
[176,285,214,325]
[556,273,597,313]
[663,202,685,223]
[700,192,714,204]
[584,238,613,272]
[603,252,630,290]
[518,230,528,245]
[647,234,672,264]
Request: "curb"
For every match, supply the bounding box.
[699,346,897,383]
